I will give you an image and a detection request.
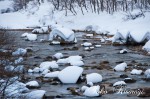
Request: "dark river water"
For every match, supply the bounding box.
[8,31,150,99]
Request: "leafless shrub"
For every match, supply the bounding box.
[0,28,23,98]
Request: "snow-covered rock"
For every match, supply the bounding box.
[49,27,77,43]
[33,67,40,73]
[21,32,29,37]
[143,40,150,52]
[87,82,94,87]
[57,58,68,64]
[12,48,27,56]
[26,81,39,88]
[113,81,126,87]
[5,65,14,71]
[50,41,60,45]
[70,61,84,66]
[95,45,101,48]
[81,86,89,92]
[25,90,46,99]
[81,42,92,47]
[114,63,127,72]
[39,61,59,72]
[83,85,100,97]
[120,49,128,54]
[2,81,29,98]
[58,66,83,83]
[67,55,83,62]
[53,53,63,59]
[14,65,24,73]
[86,34,94,37]
[41,69,50,75]
[85,25,101,34]
[113,31,150,44]
[44,71,60,78]
[144,69,150,78]
[32,28,43,34]
[28,69,33,73]
[26,33,37,41]
[15,57,23,64]
[86,73,102,83]
[112,31,129,43]
[130,69,142,75]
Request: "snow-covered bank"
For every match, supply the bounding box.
[0,1,150,35]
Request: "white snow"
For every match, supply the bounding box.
[87,82,94,87]
[28,69,33,73]
[70,61,84,66]
[51,41,60,45]
[41,69,50,75]
[3,81,29,98]
[81,42,92,47]
[33,67,40,73]
[85,25,101,34]
[95,45,101,48]
[130,69,143,75]
[114,63,127,72]
[12,48,27,56]
[21,32,29,37]
[145,69,150,78]
[81,86,89,92]
[86,73,102,83]
[39,61,59,72]
[26,33,37,41]
[57,55,83,65]
[26,81,39,87]
[44,71,60,78]
[120,49,128,54]
[57,58,68,64]
[143,40,150,52]
[83,85,100,97]
[14,65,24,73]
[15,57,23,64]
[58,66,83,83]
[53,53,63,59]
[86,34,94,37]
[113,81,126,86]
[25,90,46,99]
[5,65,14,71]
[49,27,77,43]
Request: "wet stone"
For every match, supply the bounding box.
[120,74,128,78]
[124,78,136,83]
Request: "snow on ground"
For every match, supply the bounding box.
[0,1,149,37]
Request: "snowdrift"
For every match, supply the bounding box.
[112,31,150,44]
[49,27,77,44]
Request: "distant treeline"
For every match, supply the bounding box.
[13,0,150,15]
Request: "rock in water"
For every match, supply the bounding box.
[25,90,46,99]
[86,73,102,83]
[58,66,83,83]
[114,63,127,72]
